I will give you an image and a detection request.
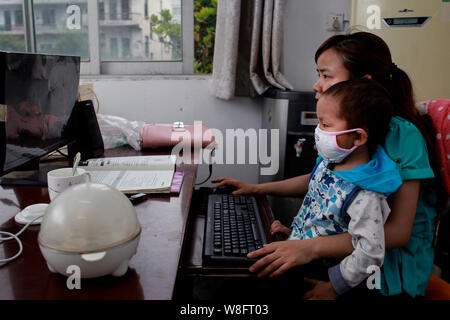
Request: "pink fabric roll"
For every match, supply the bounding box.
[140,123,215,149]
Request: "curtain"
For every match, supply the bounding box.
[211,0,293,100]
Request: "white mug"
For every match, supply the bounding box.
[47,167,91,201]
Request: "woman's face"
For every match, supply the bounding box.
[313,48,351,100]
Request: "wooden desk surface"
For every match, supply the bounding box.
[0,147,197,300]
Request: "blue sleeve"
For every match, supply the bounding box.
[384,117,434,181]
[328,264,352,295]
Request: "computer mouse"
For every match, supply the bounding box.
[14,203,48,225]
[213,185,237,194]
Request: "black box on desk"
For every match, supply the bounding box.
[66,99,104,160]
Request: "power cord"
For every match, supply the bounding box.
[0,214,43,264]
[195,147,215,186]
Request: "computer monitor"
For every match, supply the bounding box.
[0,51,80,185]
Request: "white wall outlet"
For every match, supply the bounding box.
[327,13,345,31]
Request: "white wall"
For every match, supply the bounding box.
[283,0,351,91]
[83,76,264,186]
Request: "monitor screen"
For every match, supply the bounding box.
[0,51,80,176]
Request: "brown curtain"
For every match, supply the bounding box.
[211,0,293,100]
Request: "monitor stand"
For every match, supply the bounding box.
[0,161,69,186]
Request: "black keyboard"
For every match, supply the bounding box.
[203,193,268,266]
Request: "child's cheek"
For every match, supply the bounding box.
[336,134,354,150]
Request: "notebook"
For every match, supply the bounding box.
[80,155,176,194]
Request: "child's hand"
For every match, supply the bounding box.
[270,220,291,239]
[302,278,338,300]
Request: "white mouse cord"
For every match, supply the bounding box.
[0,214,42,264]
[0,231,23,263]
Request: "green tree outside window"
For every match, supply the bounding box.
[150,0,217,73]
[150,9,182,60]
[194,0,216,74]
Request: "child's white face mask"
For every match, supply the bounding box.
[314,125,363,163]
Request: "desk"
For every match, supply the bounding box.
[0,147,197,300]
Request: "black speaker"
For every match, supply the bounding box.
[0,121,5,174]
[66,99,104,161]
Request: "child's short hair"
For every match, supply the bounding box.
[322,78,394,152]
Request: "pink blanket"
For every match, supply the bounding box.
[419,99,450,194]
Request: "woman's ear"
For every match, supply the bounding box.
[362,74,372,80]
[353,129,368,146]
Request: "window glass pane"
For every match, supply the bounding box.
[33,0,90,61]
[0,1,26,52]
[99,0,181,61]
[194,0,216,74]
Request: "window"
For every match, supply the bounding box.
[145,35,149,57]
[0,2,25,51]
[110,37,118,58]
[121,0,129,20]
[14,10,23,26]
[109,0,117,20]
[99,1,105,20]
[34,0,90,61]
[40,43,53,51]
[42,8,55,25]
[98,0,189,72]
[144,0,148,18]
[193,0,217,74]
[4,11,12,31]
[0,0,214,76]
[121,37,130,58]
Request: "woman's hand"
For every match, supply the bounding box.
[302,278,338,300]
[270,220,292,239]
[247,240,315,278]
[211,177,259,195]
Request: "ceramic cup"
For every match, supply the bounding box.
[47,168,91,201]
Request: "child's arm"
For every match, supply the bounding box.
[270,220,292,238]
[327,190,390,295]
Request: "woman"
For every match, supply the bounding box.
[212,32,440,299]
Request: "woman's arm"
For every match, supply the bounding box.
[310,180,419,256]
[247,234,353,278]
[256,174,310,197]
[212,174,310,197]
[383,179,420,249]
[309,180,420,258]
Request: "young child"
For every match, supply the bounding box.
[274,78,403,298]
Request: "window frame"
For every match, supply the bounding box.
[94,0,194,75]
[17,0,194,76]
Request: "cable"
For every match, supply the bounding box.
[39,148,69,163]
[55,148,69,158]
[0,214,43,264]
[195,147,215,186]
[88,87,101,114]
[0,231,23,263]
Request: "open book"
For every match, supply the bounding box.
[80,155,176,194]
